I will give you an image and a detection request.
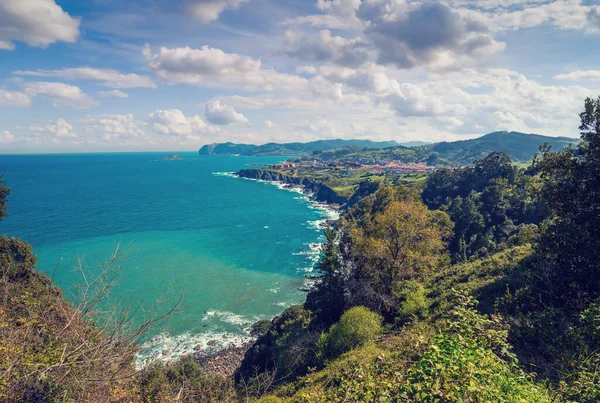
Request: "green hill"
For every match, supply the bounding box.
[419,131,577,165]
[198,139,400,156]
[200,132,577,165]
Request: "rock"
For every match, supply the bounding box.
[194,344,202,351]
[207,340,217,346]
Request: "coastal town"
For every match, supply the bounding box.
[269,159,438,174]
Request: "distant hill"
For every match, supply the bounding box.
[399,141,431,148]
[199,132,578,165]
[198,139,400,156]
[420,131,577,165]
[307,132,578,166]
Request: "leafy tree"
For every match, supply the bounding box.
[0,175,8,221]
[350,200,452,297]
[304,229,345,326]
[532,96,600,311]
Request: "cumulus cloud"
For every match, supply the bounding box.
[0,0,80,50]
[24,82,94,108]
[0,130,15,142]
[554,70,600,81]
[486,1,600,32]
[98,90,129,98]
[143,44,343,99]
[357,0,505,69]
[205,100,248,125]
[264,120,276,128]
[149,109,218,137]
[81,114,145,140]
[185,0,249,22]
[283,30,370,67]
[0,89,31,107]
[15,68,156,88]
[284,0,361,29]
[29,118,77,138]
[143,44,306,91]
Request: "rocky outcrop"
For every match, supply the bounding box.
[193,342,252,376]
[236,169,347,205]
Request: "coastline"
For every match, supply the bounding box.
[135,171,338,373]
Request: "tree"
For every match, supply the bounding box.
[533,96,600,310]
[0,175,9,221]
[304,229,345,326]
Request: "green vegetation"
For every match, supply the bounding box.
[301,131,576,166]
[199,139,400,156]
[316,306,383,361]
[2,98,599,402]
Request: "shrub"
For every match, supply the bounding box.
[139,355,236,402]
[397,280,430,321]
[319,306,383,360]
[401,295,552,402]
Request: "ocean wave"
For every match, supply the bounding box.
[212,171,236,177]
[202,310,259,327]
[136,330,253,369]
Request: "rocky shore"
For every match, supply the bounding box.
[193,342,253,376]
[236,168,347,206]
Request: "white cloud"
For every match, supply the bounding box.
[554,70,600,81]
[0,0,80,50]
[185,0,249,22]
[24,82,94,108]
[284,0,361,29]
[81,114,145,140]
[149,109,219,137]
[357,0,505,70]
[29,118,77,138]
[282,29,370,67]
[0,130,15,142]
[15,68,156,88]
[143,44,306,91]
[0,89,31,107]
[264,120,276,128]
[205,100,248,125]
[98,90,129,98]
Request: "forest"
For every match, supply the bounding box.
[1,97,600,402]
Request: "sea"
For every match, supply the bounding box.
[0,152,337,365]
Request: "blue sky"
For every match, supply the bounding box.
[1,0,600,153]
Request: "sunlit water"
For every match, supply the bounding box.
[0,152,336,364]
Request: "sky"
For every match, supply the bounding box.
[1,0,600,153]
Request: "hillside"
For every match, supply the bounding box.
[420,131,577,165]
[201,132,577,165]
[198,139,400,156]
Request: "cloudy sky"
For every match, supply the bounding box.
[0,0,599,153]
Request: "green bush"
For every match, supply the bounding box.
[319,306,383,360]
[397,280,430,321]
[139,355,236,402]
[401,295,552,402]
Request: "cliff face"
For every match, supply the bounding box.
[236,169,347,205]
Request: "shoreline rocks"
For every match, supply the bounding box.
[193,342,253,376]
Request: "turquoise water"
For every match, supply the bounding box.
[0,153,333,363]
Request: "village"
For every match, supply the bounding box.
[268,159,438,174]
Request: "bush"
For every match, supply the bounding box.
[319,306,383,360]
[402,295,552,402]
[139,355,236,402]
[397,280,430,321]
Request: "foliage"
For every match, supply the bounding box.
[401,296,552,403]
[0,174,8,221]
[423,152,545,261]
[237,305,319,383]
[139,355,236,402]
[317,306,383,361]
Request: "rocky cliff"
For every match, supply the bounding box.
[236,169,347,205]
